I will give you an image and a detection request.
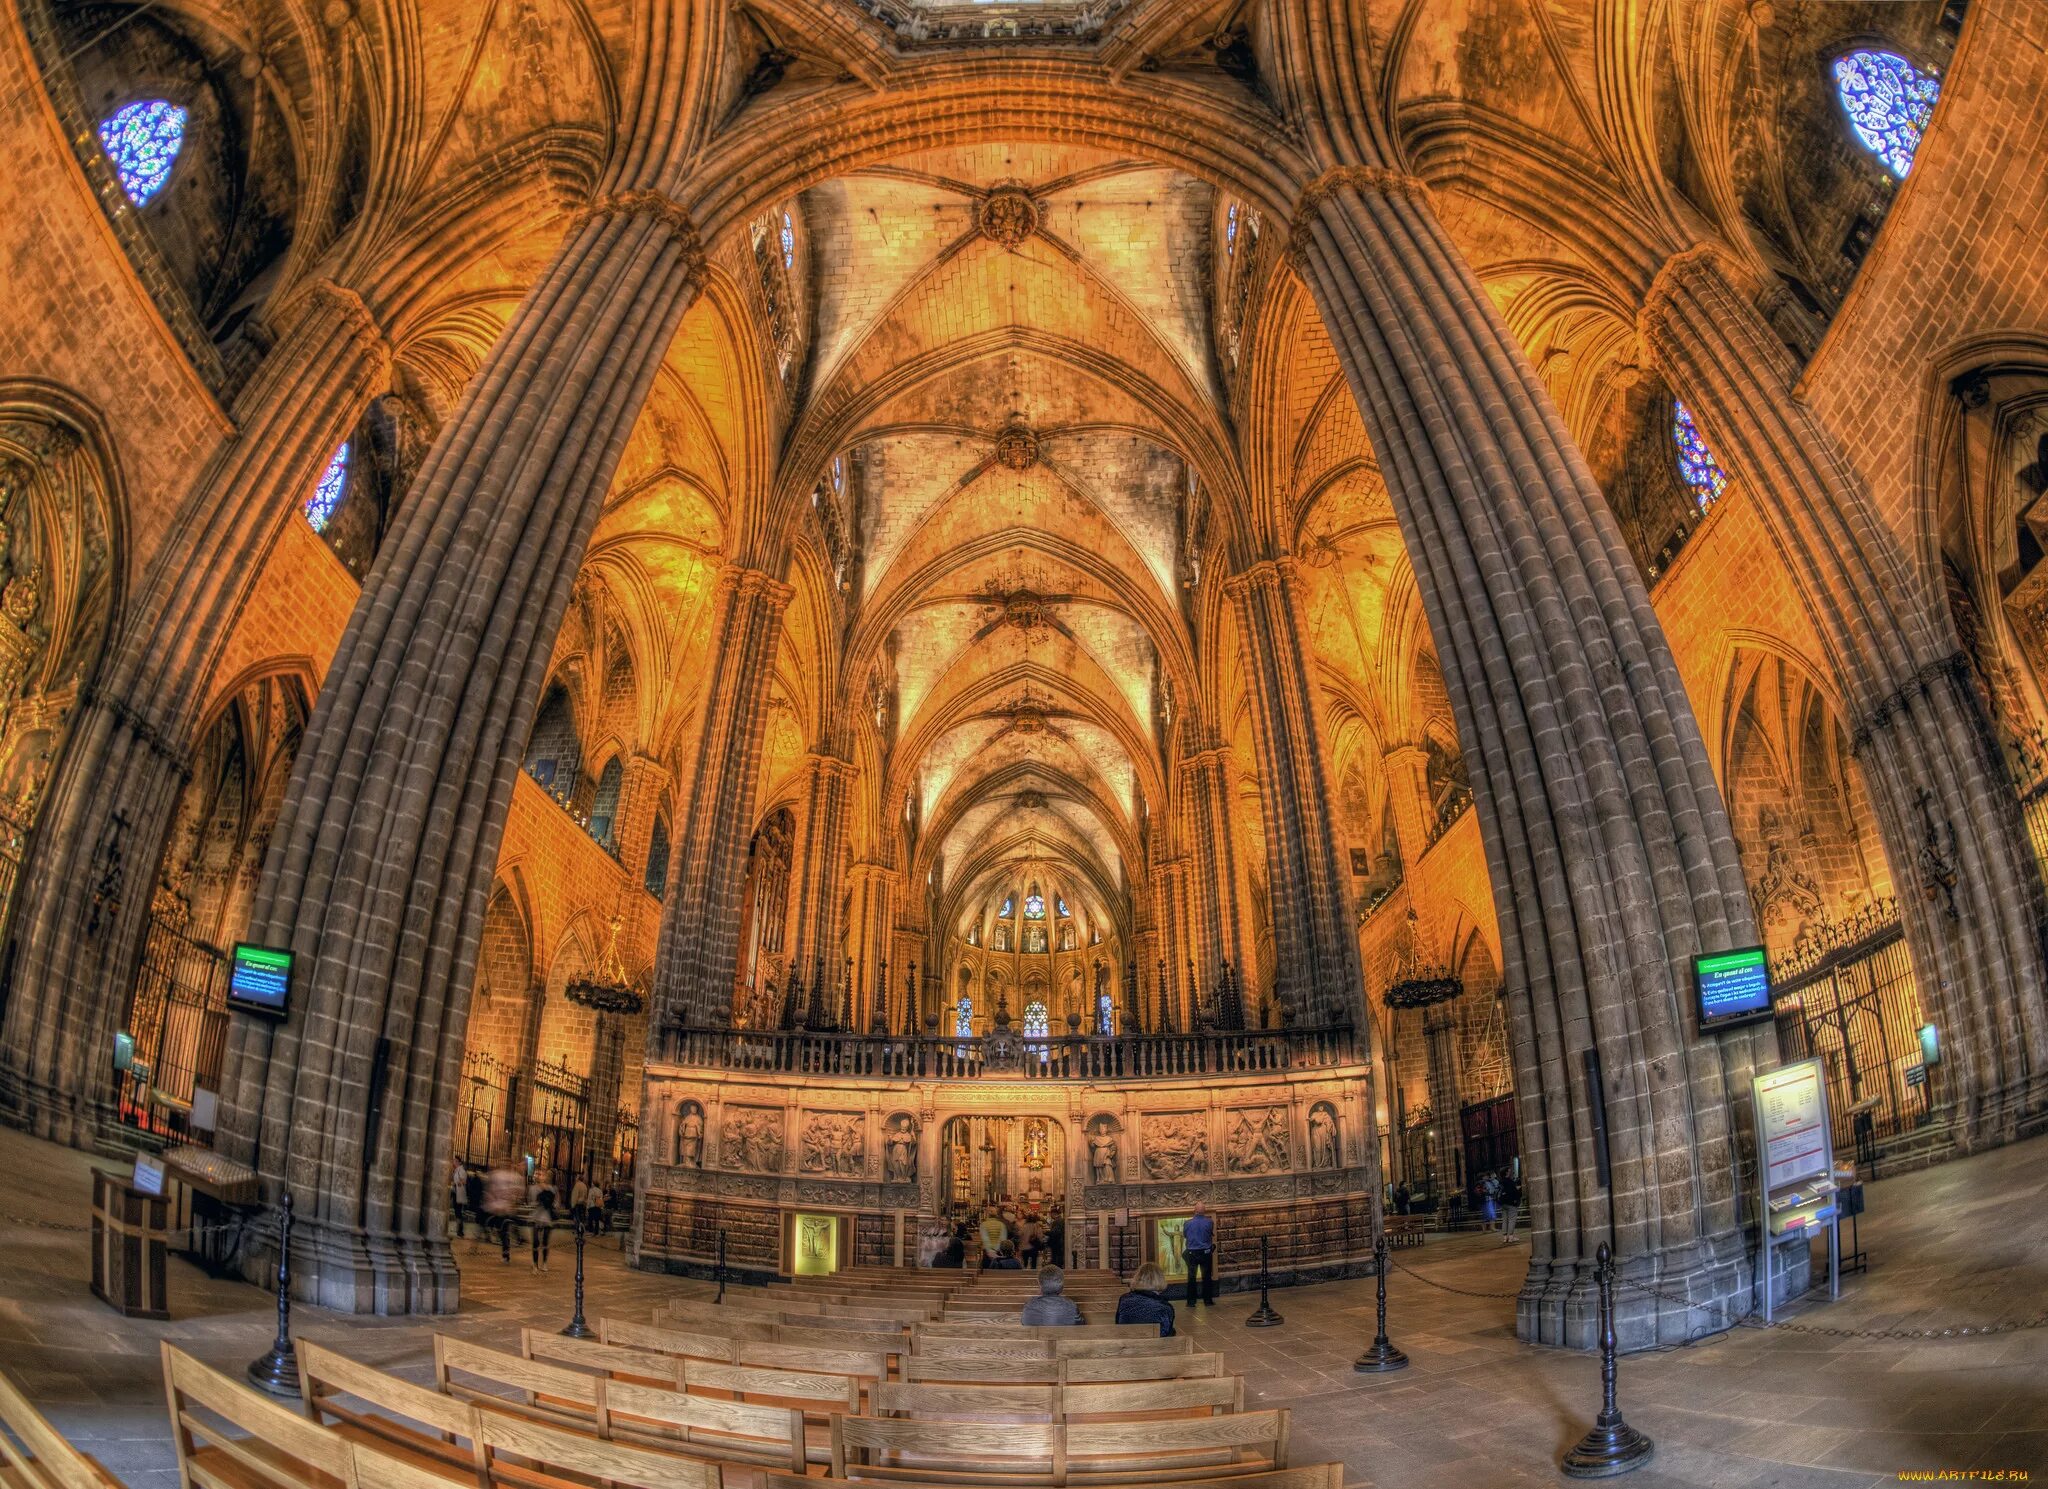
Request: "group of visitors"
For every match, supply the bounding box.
[1478,1168,1522,1243]
[450,1158,628,1272]
[965,1198,1067,1270]
[1016,1264,1181,1336]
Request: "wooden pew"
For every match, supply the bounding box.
[471,1409,721,1489]
[1059,1353,1225,1383]
[763,1469,1341,1489]
[1060,1377,1243,1419]
[902,1353,1223,1385]
[870,1382,1060,1422]
[901,1356,1060,1386]
[162,1342,359,1489]
[299,1340,489,1481]
[915,1324,1152,1340]
[518,1332,681,1389]
[734,1341,889,1395]
[873,1378,1241,1424]
[599,1319,738,1363]
[830,1409,1291,1485]
[913,1336,1192,1362]
[433,1337,609,1435]
[0,1368,119,1488]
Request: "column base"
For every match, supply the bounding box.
[0,1062,108,1150]
[1517,1229,1763,1350]
[243,1208,462,1315]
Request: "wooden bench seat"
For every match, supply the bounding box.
[829,1408,1290,1485]
[872,1378,1240,1424]
[915,1324,1152,1340]
[163,1343,357,1489]
[763,1467,1340,1489]
[598,1319,738,1363]
[914,1336,1192,1362]
[900,1352,1223,1386]
[299,1340,488,1482]
[0,1369,119,1488]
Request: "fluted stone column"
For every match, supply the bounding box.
[785,752,856,1008]
[611,754,670,892]
[0,283,389,1144]
[1288,165,1768,1346]
[845,862,899,1029]
[652,567,794,1028]
[1421,1004,1465,1200]
[214,193,710,1314]
[1642,245,2048,1139]
[1225,561,1361,1024]
[1179,744,1252,983]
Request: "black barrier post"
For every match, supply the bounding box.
[715,1230,729,1303]
[247,1193,299,1397]
[1246,1234,1283,1327]
[1353,1232,1409,1373]
[560,1215,592,1339]
[1561,1242,1654,1478]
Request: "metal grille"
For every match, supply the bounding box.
[120,911,229,1135]
[1771,919,1926,1163]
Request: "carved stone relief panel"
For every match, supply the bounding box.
[799,1110,867,1176]
[719,1105,786,1172]
[1141,1110,1209,1180]
[1222,1104,1292,1174]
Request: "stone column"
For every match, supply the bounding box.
[1289,165,1766,1345]
[1224,560,1361,1025]
[1421,1003,1465,1202]
[0,283,389,1144]
[785,752,856,1013]
[214,193,709,1315]
[1179,743,1252,983]
[1380,743,1433,864]
[845,862,899,1029]
[1641,245,2048,1137]
[611,754,670,893]
[650,565,793,1029]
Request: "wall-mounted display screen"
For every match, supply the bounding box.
[1695,946,1773,1031]
[227,943,293,1019]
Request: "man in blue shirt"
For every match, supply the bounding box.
[1181,1202,1216,1306]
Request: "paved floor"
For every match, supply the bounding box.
[0,1123,2042,1486]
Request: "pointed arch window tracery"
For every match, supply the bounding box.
[1833,49,1940,179]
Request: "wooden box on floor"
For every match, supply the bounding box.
[89,1169,168,1321]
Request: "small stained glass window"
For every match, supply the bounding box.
[1055,896,1069,918]
[1024,1001,1049,1040]
[1833,49,1940,179]
[780,210,796,269]
[1000,892,1014,918]
[1225,201,1239,256]
[307,443,350,533]
[831,454,844,494]
[956,995,973,1040]
[1671,402,1728,507]
[99,100,188,206]
[1023,891,1045,920]
[1097,992,1114,1037]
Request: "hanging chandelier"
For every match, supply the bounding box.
[1383,908,1463,1010]
[565,905,646,1015]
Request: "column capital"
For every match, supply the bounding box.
[573,190,706,272]
[1636,242,1757,354]
[1220,556,1304,604]
[297,279,392,368]
[1288,166,1434,262]
[714,563,796,614]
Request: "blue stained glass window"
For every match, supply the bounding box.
[1671,402,1728,507]
[780,210,796,269]
[99,100,188,206]
[1024,891,1045,920]
[1023,1001,1049,1039]
[1055,896,1068,918]
[306,443,350,532]
[1097,992,1114,1037]
[1833,50,1940,179]
[956,995,973,1039]
[1000,892,1014,918]
[1225,201,1239,256]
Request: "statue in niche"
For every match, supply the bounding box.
[1308,1103,1339,1171]
[1087,1118,1120,1184]
[676,1100,705,1167]
[800,1111,866,1176]
[1223,1106,1290,1174]
[1142,1112,1208,1180]
[884,1114,919,1182]
[721,1107,785,1171]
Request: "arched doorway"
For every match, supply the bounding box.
[938,1114,1066,1216]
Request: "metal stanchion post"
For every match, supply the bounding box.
[1561,1242,1654,1478]
[715,1230,728,1303]
[1246,1234,1283,1327]
[246,1193,299,1397]
[1353,1232,1409,1372]
[560,1215,592,1338]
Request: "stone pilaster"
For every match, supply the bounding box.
[1288,161,1764,1346]
[214,193,708,1315]
[1641,244,2048,1137]
[0,283,390,1145]
[1224,560,1361,1025]
[653,565,795,1028]
[1180,744,1253,985]
[845,862,900,1029]
[786,753,857,1008]
[611,754,670,895]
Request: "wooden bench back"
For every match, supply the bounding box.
[799,1326,910,1358]
[734,1340,889,1386]
[830,1408,1289,1485]
[0,1368,114,1488]
[831,1414,1061,1480]
[1060,1376,1243,1418]
[472,1406,722,1489]
[1056,1335,1194,1358]
[1058,1352,1224,1382]
[913,1335,1054,1360]
[601,1380,806,1471]
[657,1302,780,1339]
[901,1355,1061,1384]
[871,1381,1060,1421]
[679,1359,861,1413]
[161,1343,354,1489]
[518,1330,682,1388]
[1064,1407,1289,1479]
[297,1340,486,1479]
[599,1318,738,1362]
[916,1322,1147,1339]
[433,1336,606,1434]
[762,1468,1341,1489]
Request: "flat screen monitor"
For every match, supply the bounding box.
[227,943,293,1019]
[1695,946,1773,1031]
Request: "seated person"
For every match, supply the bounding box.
[1019,1266,1084,1325]
[987,1241,1025,1270]
[1114,1262,1176,1336]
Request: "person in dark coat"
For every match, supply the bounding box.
[1115,1263,1176,1336]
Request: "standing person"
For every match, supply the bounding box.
[1047,1210,1066,1271]
[1499,1168,1522,1245]
[1392,1182,1410,1216]
[1480,1171,1500,1229]
[1115,1263,1176,1336]
[1181,1202,1216,1307]
[1019,1266,1083,1325]
[570,1172,590,1234]
[530,1185,555,1273]
[483,1163,522,1264]
[464,1165,486,1240]
[450,1159,468,1238]
[1022,1214,1045,1269]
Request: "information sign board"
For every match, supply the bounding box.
[1695,946,1773,1030]
[1756,1060,1830,1190]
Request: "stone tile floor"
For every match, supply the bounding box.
[0,1122,2043,1486]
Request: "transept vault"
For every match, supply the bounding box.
[0,0,2042,1354]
